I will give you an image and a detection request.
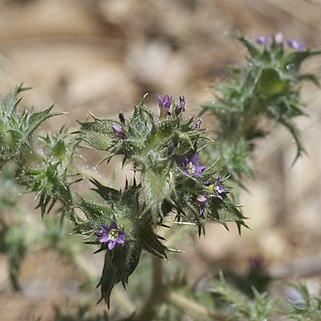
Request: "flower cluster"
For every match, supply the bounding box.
[255,32,305,50]
[196,177,226,216]
[180,151,226,216]
[156,94,186,119]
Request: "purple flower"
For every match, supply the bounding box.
[156,94,173,119]
[175,95,186,116]
[274,32,284,45]
[197,193,207,216]
[288,38,305,51]
[98,221,125,250]
[255,35,270,46]
[181,153,206,177]
[214,177,225,200]
[112,122,127,139]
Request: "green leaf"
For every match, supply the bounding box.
[134,219,167,259]
[298,73,320,87]
[283,49,321,71]
[77,118,116,151]
[256,68,288,97]
[279,116,306,163]
[98,250,117,307]
[206,198,248,233]
[90,178,121,203]
[142,169,173,221]
[98,241,142,307]
[78,198,113,223]
[25,105,60,137]
[231,33,261,58]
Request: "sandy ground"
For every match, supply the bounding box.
[1,0,321,320]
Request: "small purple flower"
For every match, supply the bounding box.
[112,122,127,139]
[197,193,207,216]
[175,95,186,116]
[255,35,270,46]
[214,177,225,200]
[288,38,305,51]
[98,221,125,250]
[274,32,284,45]
[156,94,173,119]
[181,153,206,177]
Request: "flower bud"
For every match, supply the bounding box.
[112,122,127,139]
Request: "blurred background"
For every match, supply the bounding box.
[1,0,321,320]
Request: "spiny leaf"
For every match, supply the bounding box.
[90,178,120,203]
[231,33,261,58]
[78,198,113,223]
[98,241,142,307]
[134,219,167,259]
[142,169,173,221]
[25,106,61,137]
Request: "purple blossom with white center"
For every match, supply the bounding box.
[288,38,305,51]
[197,193,207,216]
[214,177,225,200]
[156,94,173,119]
[181,153,206,177]
[175,95,186,116]
[112,122,127,139]
[98,221,125,250]
[255,35,270,46]
[274,32,284,45]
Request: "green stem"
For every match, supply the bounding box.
[135,256,165,320]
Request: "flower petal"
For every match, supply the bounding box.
[108,240,117,250]
[101,224,111,233]
[190,153,199,164]
[99,234,109,243]
[111,221,118,229]
[117,237,125,244]
[156,95,163,106]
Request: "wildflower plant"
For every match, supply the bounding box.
[0,32,320,321]
[200,32,320,180]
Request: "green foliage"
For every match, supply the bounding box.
[201,33,321,178]
[0,84,59,166]
[286,283,321,321]
[75,95,248,303]
[0,31,319,321]
[22,128,78,217]
[209,273,275,321]
[98,241,142,307]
